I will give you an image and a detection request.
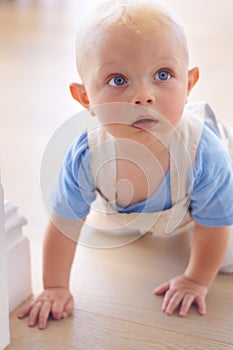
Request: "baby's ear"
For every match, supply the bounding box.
[187,66,199,96]
[69,83,90,108]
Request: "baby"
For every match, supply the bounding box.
[18,0,233,329]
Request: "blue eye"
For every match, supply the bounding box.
[109,75,127,86]
[155,70,171,81]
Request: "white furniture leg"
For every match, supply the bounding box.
[4,201,32,312]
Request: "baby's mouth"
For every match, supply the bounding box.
[132,116,158,130]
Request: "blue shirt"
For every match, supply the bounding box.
[51,122,233,227]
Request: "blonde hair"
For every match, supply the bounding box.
[76,0,189,80]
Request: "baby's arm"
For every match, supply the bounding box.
[18,214,84,329]
[153,223,229,316]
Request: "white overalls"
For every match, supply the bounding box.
[79,103,233,273]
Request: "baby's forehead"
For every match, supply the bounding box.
[79,2,182,41]
[76,1,188,78]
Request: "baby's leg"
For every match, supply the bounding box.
[219,227,233,274]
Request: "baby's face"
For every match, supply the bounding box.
[80,23,196,138]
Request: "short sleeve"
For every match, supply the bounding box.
[50,131,96,220]
[189,123,233,226]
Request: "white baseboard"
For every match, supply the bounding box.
[4,202,32,312]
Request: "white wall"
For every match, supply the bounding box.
[0,182,10,350]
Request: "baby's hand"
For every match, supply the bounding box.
[153,275,208,317]
[17,287,74,329]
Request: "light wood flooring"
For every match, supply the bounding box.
[1,0,233,349]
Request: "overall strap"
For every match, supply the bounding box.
[166,102,220,232]
[166,107,204,233]
[170,103,210,203]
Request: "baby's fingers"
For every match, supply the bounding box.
[17,300,36,319]
[164,291,185,315]
[179,294,195,317]
[179,295,206,317]
[51,295,74,320]
[62,297,74,318]
[27,301,43,327]
[153,281,170,295]
[38,301,53,330]
[18,299,52,329]
[195,296,206,315]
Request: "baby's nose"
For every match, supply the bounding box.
[133,87,155,105]
[135,97,154,105]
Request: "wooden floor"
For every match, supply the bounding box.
[1,0,233,349]
[7,233,233,349]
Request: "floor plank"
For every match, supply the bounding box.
[8,307,233,350]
